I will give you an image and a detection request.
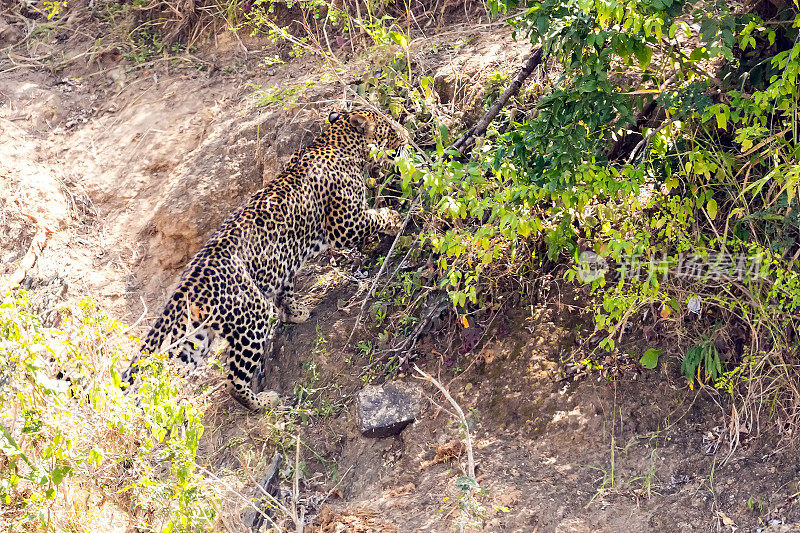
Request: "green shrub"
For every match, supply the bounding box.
[384,0,800,435]
[0,291,216,532]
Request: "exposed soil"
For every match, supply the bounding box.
[275,280,800,532]
[1,5,799,533]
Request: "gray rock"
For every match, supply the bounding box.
[357,381,422,438]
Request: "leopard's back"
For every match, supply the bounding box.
[126,109,403,410]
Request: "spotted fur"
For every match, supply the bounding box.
[124,110,403,410]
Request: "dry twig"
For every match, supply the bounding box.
[413,365,477,533]
[344,194,422,349]
[413,365,475,480]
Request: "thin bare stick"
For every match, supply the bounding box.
[160,295,213,354]
[121,296,149,335]
[293,434,304,533]
[245,459,295,520]
[626,118,674,166]
[344,193,422,348]
[377,231,422,297]
[413,365,475,480]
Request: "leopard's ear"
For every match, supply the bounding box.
[349,112,373,135]
[328,111,342,124]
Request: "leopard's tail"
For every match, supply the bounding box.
[121,301,181,388]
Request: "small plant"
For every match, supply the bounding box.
[398,314,419,336]
[257,55,284,68]
[454,475,487,527]
[630,436,659,500]
[312,323,327,355]
[747,494,767,514]
[41,1,66,20]
[294,359,320,410]
[371,302,388,327]
[357,340,374,357]
[681,336,723,388]
[248,81,310,109]
[123,26,188,64]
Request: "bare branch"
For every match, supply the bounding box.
[448,47,543,155]
[413,365,475,480]
[345,194,422,348]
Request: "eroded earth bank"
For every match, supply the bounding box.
[2,2,799,531]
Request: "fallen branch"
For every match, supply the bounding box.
[413,365,475,479]
[292,434,304,533]
[413,364,476,533]
[447,47,543,155]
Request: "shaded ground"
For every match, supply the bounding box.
[1,8,799,533]
[264,275,800,532]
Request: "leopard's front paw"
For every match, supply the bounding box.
[378,207,402,235]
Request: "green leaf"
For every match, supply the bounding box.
[51,466,72,485]
[665,176,679,191]
[633,43,653,70]
[689,47,709,61]
[706,198,718,219]
[668,22,679,39]
[518,218,532,237]
[640,349,662,369]
[681,345,703,382]
[111,368,121,388]
[438,124,450,146]
[420,76,432,99]
[0,426,34,469]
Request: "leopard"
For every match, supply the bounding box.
[123,109,404,410]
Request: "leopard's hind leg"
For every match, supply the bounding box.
[216,294,280,411]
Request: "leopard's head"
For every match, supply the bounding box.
[328,109,405,152]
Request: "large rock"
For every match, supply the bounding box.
[356,381,422,438]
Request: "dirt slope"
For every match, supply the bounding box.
[2,10,799,533]
[274,288,800,532]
